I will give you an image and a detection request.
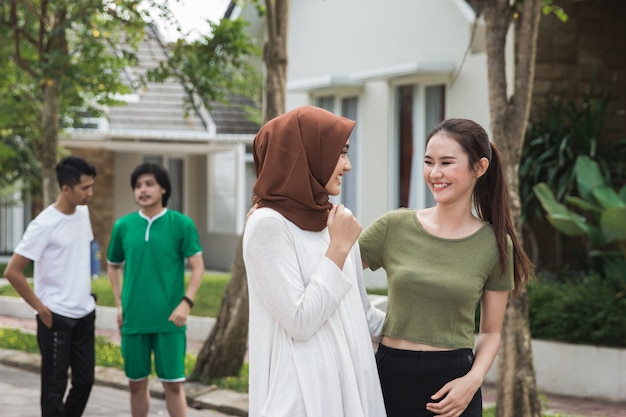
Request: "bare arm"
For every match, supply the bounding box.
[107,262,124,331]
[169,253,204,327]
[4,253,52,328]
[426,290,509,417]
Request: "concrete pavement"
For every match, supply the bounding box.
[0,363,236,417]
[1,294,625,417]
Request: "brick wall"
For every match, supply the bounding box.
[533,0,626,140]
[65,147,114,272]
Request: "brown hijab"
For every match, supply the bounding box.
[253,106,356,231]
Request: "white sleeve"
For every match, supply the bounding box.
[243,213,353,342]
[14,218,48,262]
[352,242,386,342]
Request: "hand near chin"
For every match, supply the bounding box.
[327,204,362,248]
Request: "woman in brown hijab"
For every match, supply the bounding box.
[243,106,387,417]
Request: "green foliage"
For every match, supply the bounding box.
[534,156,626,282]
[0,328,40,353]
[0,0,149,119]
[529,272,626,347]
[519,88,626,224]
[541,0,568,22]
[146,17,262,121]
[0,135,41,193]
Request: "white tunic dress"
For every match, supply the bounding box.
[243,208,387,417]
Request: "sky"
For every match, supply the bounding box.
[158,0,232,41]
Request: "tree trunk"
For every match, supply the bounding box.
[192,0,290,381]
[40,83,60,206]
[263,0,289,121]
[497,292,541,417]
[192,238,249,379]
[476,0,543,416]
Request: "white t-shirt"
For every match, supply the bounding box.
[14,204,96,318]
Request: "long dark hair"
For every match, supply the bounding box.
[426,118,533,295]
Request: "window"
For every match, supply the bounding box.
[314,95,360,216]
[395,84,445,209]
[208,150,237,233]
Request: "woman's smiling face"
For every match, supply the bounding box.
[423,133,483,206]
[324,140,351,196]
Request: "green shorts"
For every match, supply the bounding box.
[121,332,187,382]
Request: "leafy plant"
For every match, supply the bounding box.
[533,156,626,284]
[520,88,626,224]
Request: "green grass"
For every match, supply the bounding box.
[0,272,231,318]
[0,262,33,278]
[0,327,249,392]
[0,271,247,391]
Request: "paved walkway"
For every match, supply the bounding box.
[0,364,234,417]
[1,314,625,417]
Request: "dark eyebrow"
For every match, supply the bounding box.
[424,155,457,160]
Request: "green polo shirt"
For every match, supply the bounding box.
[108,209,202,334]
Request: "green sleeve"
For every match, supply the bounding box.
[485,235,515,291]
[107,220,125,264]
[180,215,203,258]
[359,212,390,271]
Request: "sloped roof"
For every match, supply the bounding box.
[108,24,210,136]
[67,24,259,142]
[208,96,260,135]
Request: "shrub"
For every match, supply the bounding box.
[528,272,626,347]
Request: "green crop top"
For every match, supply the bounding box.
[359,208,514,349]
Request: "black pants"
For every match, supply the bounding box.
[376,343,482,417]
[37,310,95,417]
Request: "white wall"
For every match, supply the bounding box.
[287,0,471,79]
[280,0,494,289]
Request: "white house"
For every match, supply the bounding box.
[2,1,509,279]
[59,24,259,271]
[230,0,506,286]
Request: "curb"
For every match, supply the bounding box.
[0,348,249,417]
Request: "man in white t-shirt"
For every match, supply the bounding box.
[4,156,97,417]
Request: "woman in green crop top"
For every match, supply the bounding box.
[359,118,534,417]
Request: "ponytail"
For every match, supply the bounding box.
[427,119,533,296]
[475,142,533,296]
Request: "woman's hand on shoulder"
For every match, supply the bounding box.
[326,204,362,269]
[327,204,361,246]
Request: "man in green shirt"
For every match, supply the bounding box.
[107,162,204,417]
